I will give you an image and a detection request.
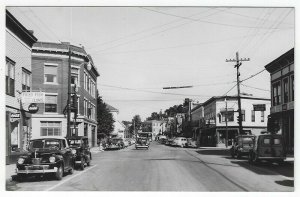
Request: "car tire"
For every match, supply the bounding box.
[55,164,64,180]
[16,174,26,182]
[80,158,85,170]
[69,165,74,175]
[87,155,91,167]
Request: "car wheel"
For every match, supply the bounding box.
[55,164,64,180]
[236,151,241,159]
[80,158,85,170]
[69,164,74,175]
[16,174,26,182]
[87,155,91,166]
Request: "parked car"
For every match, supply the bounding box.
[135,137,149,149]
[186,138,197,148]
[248,134,286,164]
[105,137,124,150]
[123,139,130,147]
[172,137,188,148]
[160,138,167,144]
[165,137,175,146]
[230,135,255,158]
[130,138,136,145]
[67,136,92,170]
[15,137,75,181]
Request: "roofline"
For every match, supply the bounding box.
[265,48,294,73]
[202,96,270,106]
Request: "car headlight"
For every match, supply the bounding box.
[17,158,25,164]
[49,156,56,163]
[71,149,77,155]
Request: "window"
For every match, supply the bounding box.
[241,110,245,121]
[22,68,31,91]
[40,121,61,136]
[263,138,270,145]
[291,75,294,101]
[283,78,289,103]
[44,65,57,83]
[261,111,264,122]
[251,110,255,122]
[84,123,88,136]
[221,111,234,122]
[272,81,281,106]
[84,72,87,90]
[45,95,57,113]
[71,66,79,86]
[274,138,281,145]
[70,94,80,114]
[6,58,15,96]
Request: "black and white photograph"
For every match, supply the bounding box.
[1,0,297,193]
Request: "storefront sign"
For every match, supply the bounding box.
[253,104,266,111]
[10,113,20,122]
[28,103,39,113]
[21,92,45,103]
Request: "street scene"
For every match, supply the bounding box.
[4,5,295,192]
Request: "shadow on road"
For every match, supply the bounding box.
[196,149,230,156]
[275,180,294,187]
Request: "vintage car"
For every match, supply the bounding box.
[15,137,75,181]
[230,135,255,158]
[135,137,149,149]
[248,134,286,164]
[67,136,92,170]
[171,137,188,148]
[105,137,124,150]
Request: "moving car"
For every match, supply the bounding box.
[15,137,74,181]
[248,134,286,164]
[171,137,188,148]
[105,137,124,150]
[67,136,92,170]
[230,135,255,158]
[135,137,149,149]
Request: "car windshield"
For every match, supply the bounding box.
[242,137,253,143]
[30,139,61,150]
[68,139,81,146]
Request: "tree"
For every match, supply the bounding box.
[97,95,114,138]
[132,114,142,132]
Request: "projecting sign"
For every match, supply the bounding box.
[253,104,266,111]
[10,113,20,122]
[28,103,39,113]
[21,92,45,103]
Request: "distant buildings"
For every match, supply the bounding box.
[106,104,126,139]
[31,41,99,147]
[265,48,294,154]
[6,10,37,163]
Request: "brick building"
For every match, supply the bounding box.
[265,48,294,154]
[5,10,37,163]
[31,41,99,147]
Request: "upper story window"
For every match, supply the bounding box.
[221,111,234,122]
[71,66,80,86]
[272,81,281,106]
[251,110,255,122]
[291,75,294,101]
[45,94,57,113]
[261,111,265,122]
[241,110,245,121]
[283,77,289,103]
[6,58,15,96]
[22,68,31,92]
[44,64,57,84]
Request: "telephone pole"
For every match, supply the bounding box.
[226,52,250,135]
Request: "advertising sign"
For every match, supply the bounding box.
[10,113,20,122]
[253,104,266,111]
[28,103,39,113]
[21,92,45,103]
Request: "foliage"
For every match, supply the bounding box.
[97,96,114,137]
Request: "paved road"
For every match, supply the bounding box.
[6,142,294,191]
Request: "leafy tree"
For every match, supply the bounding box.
[132,115,142,130]
[97,96,114,138]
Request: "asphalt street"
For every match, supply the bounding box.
[6,142,294,191]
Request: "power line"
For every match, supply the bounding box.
[222,84,237,96]
[241,84,270,92]
[240,68,266,83]
[140,7,293,30]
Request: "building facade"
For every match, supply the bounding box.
[265,48,294,154]
[31,42,99,147]
[106,104,126,139]
[5,10,37,163]
[151,120,167,140]
[194,96,270,147]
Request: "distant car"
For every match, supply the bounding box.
[67,136,92,170]
[130,138,136,145]
[186,138,197,148]
[123,139,129,147]
[135,137,149,149]
[172,137,188,148]
[15,137,75,181]
[105,138,124,150]
[160,138,167,144]
[230,135,255,158]
[248,134,286,164]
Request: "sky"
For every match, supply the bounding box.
[6,5,295,121]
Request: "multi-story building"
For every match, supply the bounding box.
[265,48,294,154]
[5,10,37,163]
[106,104,126,139]
[31,41,99,147]
[195,96,270,147]
[191,104,204,146]
[151,120,167,140]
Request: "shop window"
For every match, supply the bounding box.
[272,81,281,106]
[283,78,289,103]
[44,64,57,84]
[40,121,61,136]
[6,58,15,96]
[45,95,57,113]
[22,68,31,92]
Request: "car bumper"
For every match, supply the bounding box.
[16,166,58,174]
[136,145,149,148]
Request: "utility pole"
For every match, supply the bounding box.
[226,52,250,135]
[225,97,228,148]
[67,46,72,137]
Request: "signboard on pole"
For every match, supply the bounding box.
[10,113,20,122]
[21,92,45,103]
[253,104,266,111]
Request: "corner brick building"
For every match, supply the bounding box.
[31,41,100,147]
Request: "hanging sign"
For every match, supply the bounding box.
[10,113,20,122]
[253,104,266,111]
[28,103,39,113]
[21,92,45,103]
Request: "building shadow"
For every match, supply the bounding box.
[196,149,230,156]
[275,180,294,187]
